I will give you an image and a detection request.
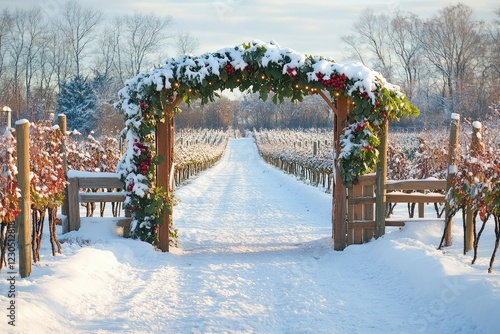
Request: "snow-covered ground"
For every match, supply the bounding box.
[1,138,499,334]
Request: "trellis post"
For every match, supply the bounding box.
[374,120,388,239]
[15,120,31,278]
[58,114,69,232]
[1,106,12,133]
[464,121,484,253]
[444,114,460,247]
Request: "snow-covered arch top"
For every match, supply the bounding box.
[115,40,419,245]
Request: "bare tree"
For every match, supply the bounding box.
[420,3,485,114]
[23,7,47,118]
[117,12,174,79]
[56,0,102,77]
[7,8,28,117]
[0,10,11,82]
[351,9,394,80]
[175,31,200,56]
[340,34,367,65]
[93,23,119,78]
[492,8,500,76]
[389,11,424,100]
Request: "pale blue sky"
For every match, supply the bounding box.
[2,0,498,61]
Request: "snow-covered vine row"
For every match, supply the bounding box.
[253,125,500,194]
[63,128,232,182]
[253,128,334,191]
[174,128,232,185]
[0,121,66,270]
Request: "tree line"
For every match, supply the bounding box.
[0,1,498,134]
[0,0,199,134]
[342,3,500,125]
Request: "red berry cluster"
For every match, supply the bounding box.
[315,72,347,91]
[360,91,370,99]
[224,63,236,75]
[286,66,298,78]
[354,121,366,132]
[360,91,381,106]
[139,102,149,109]
[133,141,153,175]
[244,64,252,73]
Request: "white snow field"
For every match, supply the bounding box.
[1,138,499,334]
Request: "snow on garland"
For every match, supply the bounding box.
[115,40,419,246]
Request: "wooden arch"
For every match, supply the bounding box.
[117,40,418,252]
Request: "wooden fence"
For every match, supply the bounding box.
[347,113,461,245]
[347,174,447,244]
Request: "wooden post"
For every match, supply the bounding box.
[15,120,31,278]
[418,203,424,218]
[67,176,80,232]
[157,117,171,252]
[156,97,181,252]
[1,106,12,132]
[333,98,349,250]
[363,182,375,241]
[374,120,388,239]
[58,114,69,232]
[444,114,460,247]
[464,121,484,253]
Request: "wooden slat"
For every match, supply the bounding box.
[79,192,126,203]
[386,179,446,191]
[363,184,374,242]
[386,218,445,225]
[386,192,445,203]
[349,220,406,228]
[357,173,376,186]
[348,196,376,205]
[67,177,81,232]
[78,177,124,189]
[348,184,364,245]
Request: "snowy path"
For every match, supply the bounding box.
[6,138,494,333]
